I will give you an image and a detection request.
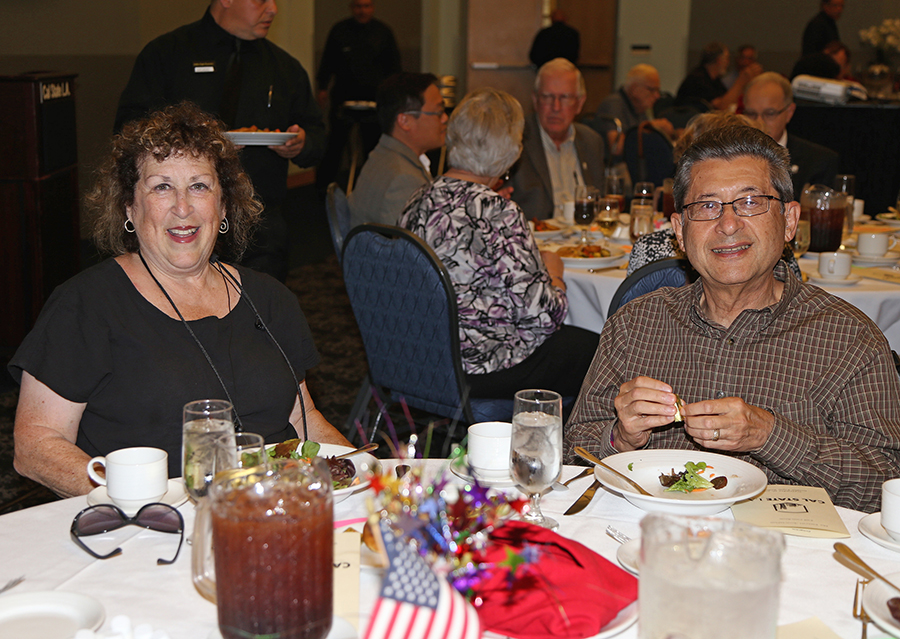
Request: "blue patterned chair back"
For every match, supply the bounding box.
[326,183,351,264]
[609,258,695,316]
[342,224,478,423]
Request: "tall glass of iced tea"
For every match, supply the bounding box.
[192,458,334,639]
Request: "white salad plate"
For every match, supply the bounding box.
[0,591,104,638]
[616,538,640,575]
[863,572,900,638]
[849,250,900,267]
[556,245,626,268]
[87,478,188,515]
[593,449,767,516]
[224,131,295,146]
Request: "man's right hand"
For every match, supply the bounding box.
[612,376,679,451]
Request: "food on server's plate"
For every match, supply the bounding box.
[556,244,611,258]
[658,461,728,493]
[229,125,284,133]
[532,218,561,232]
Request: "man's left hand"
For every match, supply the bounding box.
[270,124,305,158]
[682,397,774,451]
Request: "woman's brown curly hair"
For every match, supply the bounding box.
[86,101,263,260]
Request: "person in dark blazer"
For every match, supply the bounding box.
[743,72,838,197]
[508,58,605,221]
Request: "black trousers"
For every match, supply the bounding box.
[467,325,600,400]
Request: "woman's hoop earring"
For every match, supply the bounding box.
[219,218,229,234]
[124,219,136,233]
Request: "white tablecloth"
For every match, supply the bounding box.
[1,462,899,638]
[563,259,900,354]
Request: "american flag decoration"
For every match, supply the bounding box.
[364,519,481,639]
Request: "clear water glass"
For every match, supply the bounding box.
[510,389,562,530]
[182,399,235,503]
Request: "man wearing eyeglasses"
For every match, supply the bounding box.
[743,72,838,197]
[348,72,447,228]
[508,58,606,220]
[565,124,900,513]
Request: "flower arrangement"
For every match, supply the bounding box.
[366,446,537,597]
[859,19,900,58]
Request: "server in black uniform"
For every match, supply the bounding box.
[115,0,325,282]
[315,0,402,190]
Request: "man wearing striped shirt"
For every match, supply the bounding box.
[565,124,900,513]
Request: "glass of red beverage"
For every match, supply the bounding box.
[192,458,334,639]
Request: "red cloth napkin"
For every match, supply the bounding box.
[470,521,637,639]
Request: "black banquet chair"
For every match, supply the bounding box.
[622,121,675,187]
[341,224,514,445]
[326,182,351,264]
[608,258,697,316]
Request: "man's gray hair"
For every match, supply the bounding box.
[534,58,586,98]
[447,88,524,178]
[745,71,793,104]
[624,64,658,89]
[673,124,794,212]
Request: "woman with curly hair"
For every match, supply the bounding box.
[9,102,348,497]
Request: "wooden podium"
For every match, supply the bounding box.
[0,72,81,353]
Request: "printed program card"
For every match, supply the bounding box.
[334,529,361,630]
[731,485,850,538]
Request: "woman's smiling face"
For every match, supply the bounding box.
[126,153,225,277]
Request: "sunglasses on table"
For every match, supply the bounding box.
[70,503,184,565]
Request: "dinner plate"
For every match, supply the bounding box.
[862,572,900,638]
[87,478,188,515]
[593,450,768,516]
[809,274,861,286]
[224,131,296,146]
[850,250,900,267]
[482,600,637,639]
[876,213,900,228]
[449,462,517,488]
[208,615,357,639]
[531,219,572,240]
[859,512,900,553]
[0,591,104,638]
[267,443,376,504]
[559,245,626,268]
[616,538,640,575]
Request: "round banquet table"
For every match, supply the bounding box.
[563,256,900,354]
[1,461,898,638]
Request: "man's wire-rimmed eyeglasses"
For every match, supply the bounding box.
[403,109,445,117]
[681,194,784,221]
[70,502,184,565]
[743,105,791,121]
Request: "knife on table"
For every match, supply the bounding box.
[564,479,601,515]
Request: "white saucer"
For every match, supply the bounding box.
[851,250,900,267]
[809,274,861,286]
[616,538,640,575]
[208,615,356,639]
[87,478,189,515]
[858,512,900,552]
[449,463,517,488]
[0,591,104,638]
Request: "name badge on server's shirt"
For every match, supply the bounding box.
[194,62,215,73]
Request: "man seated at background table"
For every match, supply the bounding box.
[564,124,900,513]
[348,72,447,228]
[590,64,675,163]
[743,72,838,198]
[508,58,605,220]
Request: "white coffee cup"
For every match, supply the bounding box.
[87,447,168,511]
[818,252,852,280]
[857,232,897,257]
[467,421,512,478]
[881,478,900,542]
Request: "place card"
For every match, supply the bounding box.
[731,485,850,538]
[334,529,361,631]
[776,616,842,639]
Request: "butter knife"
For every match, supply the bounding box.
[564,479,601,515]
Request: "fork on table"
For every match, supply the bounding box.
[853,578,872,639]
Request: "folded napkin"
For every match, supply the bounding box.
[470,521,637,639]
